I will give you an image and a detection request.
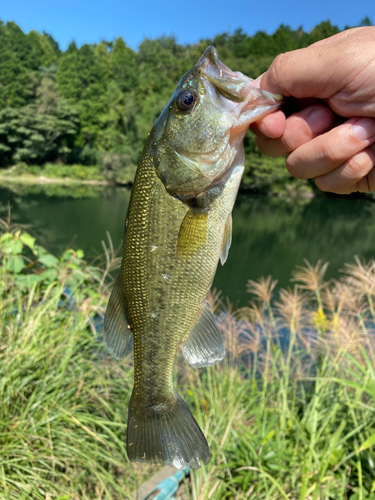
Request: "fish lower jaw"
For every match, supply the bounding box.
[172,151,243,206]
[229,123,249,146]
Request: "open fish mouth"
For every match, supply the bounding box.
[155,45,284,196]
[197,45,283,124]
[172,47,283,190]
[197,45,248,100]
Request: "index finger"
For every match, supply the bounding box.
[250,110,286,139]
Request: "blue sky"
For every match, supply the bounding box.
[2,0,373,51]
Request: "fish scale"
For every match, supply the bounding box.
[104,45,283,469]
[125,148,209,398]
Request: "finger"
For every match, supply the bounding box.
[314,143,375,194]
[258,38,357,99]
[250,110,286,139]
[286,117,375,179]
[311,26,368,48]
[254,105,333,157]
[310,28,355,47]
[259,47,338,97]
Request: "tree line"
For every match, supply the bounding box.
[0,17,371,191]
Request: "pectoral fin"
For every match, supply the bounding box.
[182,300,224,368]
[177,209,208,258]
[220,213,232,265]
[104,273,132,359]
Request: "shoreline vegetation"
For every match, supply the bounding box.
[0,175,109,186]
[0,161,317,200]
[2,15,375,500]
[0,164,109,184]
[2,222,375,499]
[0,17,372,195]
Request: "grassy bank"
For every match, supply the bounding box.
[0,175,108,186]
[0,161,316,199]
[0,164,109,185]
[1,222,375,499]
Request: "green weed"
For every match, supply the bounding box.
[1,222,375,499]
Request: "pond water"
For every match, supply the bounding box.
[1,184,375,306]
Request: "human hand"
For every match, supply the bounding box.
[250,27,375,194]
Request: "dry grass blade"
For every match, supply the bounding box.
[94,231,122,290]
[221,311,261,362]
[323,315,363,360]
[207,288,223,314]
[240,301,266,325]
[342,256,375,298]
[0,208,30,235]
[291,259,329,292]
[322,281,362,316]
[247,275,278,304]
[275,286,307,328]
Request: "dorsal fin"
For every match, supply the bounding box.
[182,300,224,368]
[104,274,132,359]
[220,213,232,265]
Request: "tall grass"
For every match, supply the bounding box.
[0,225,155,499]
[1,221,375,499]
[183,261,375,499]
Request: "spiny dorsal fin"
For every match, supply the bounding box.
[177,209,208,259]
[182,300,224,368]
[220,213,232,265]
[104,273,132,360]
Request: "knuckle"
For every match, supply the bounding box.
[285,156,302,178]
[355,176,371,193]
[268,53,287,84]
[283,130,298,152]
[255,137,283,157]
[314,175,350,194]
[251,124,267,139]
[314,176,331,192]
[367,168,375,191]
[254,137,268,154]
[319,141,340,164]
[344,153,368,179]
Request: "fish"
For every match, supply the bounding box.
[104,46,283,469]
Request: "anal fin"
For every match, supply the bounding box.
[220,213,232,265]
[104,273,131,359]
[182,300,224,368]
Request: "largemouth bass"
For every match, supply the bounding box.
[104,47,282,469]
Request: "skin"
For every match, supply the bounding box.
[250,27,375,194]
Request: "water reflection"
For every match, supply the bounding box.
[1,184,375,305]
[0,185,130,260]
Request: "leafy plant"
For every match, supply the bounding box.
[0,16,370,190]
[3,226,375,498]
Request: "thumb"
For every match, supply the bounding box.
[258,42,351,100]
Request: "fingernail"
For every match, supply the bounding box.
[352,118,375,141]
[306,107,332,134]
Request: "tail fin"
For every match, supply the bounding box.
[126,392,210,469]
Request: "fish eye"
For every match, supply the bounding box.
[177,90,197,111]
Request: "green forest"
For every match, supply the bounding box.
[0,17,372,192]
